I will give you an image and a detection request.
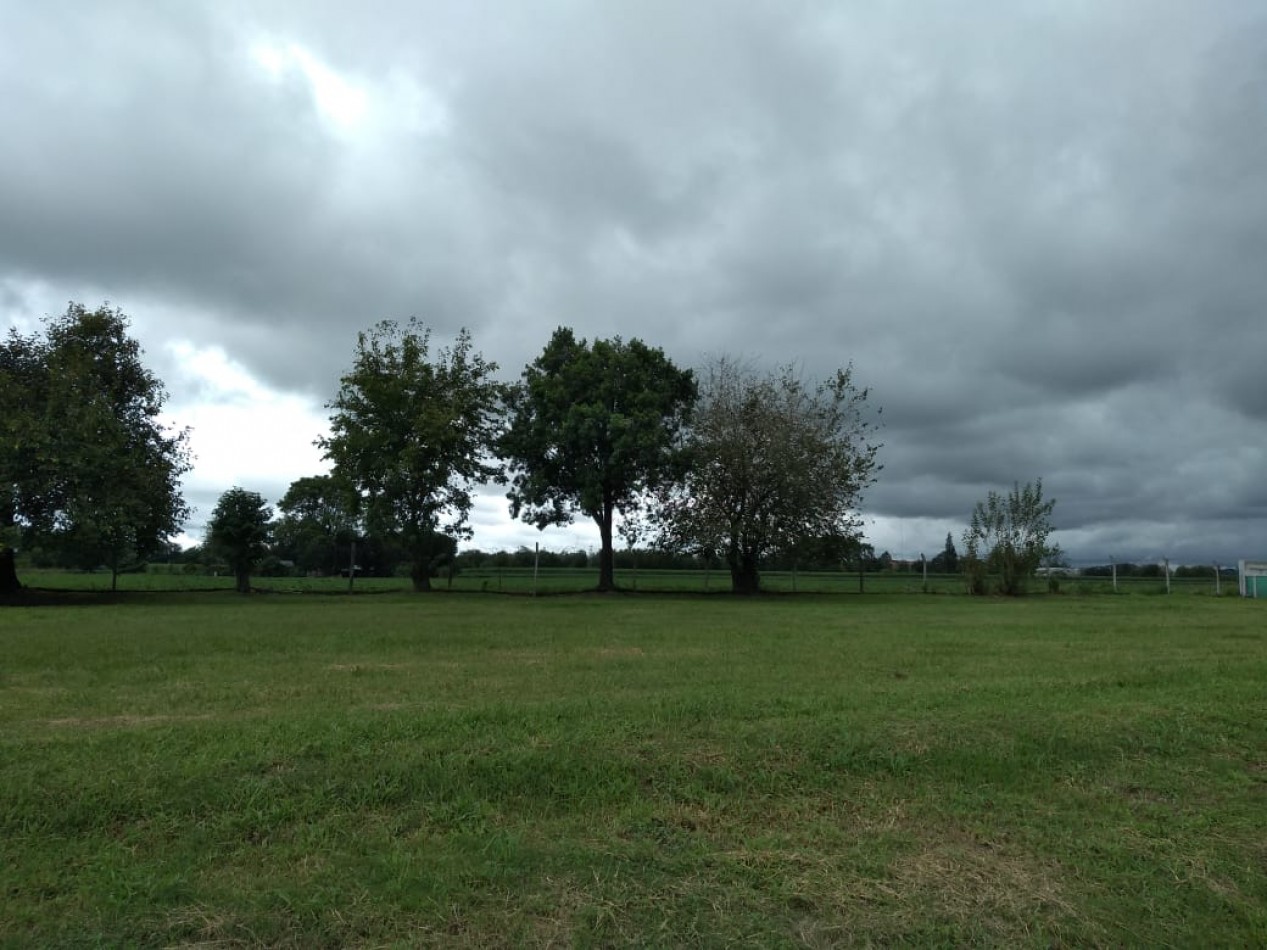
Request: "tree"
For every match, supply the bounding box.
[0,303,191,594]
[207,488,272,593]
[657,358,881,595]
[320,320,503,592]
[962,479,1056,596]
[501,328,696,592]
[273,475,358,575]
[0,328,47,593]
[930,532,959,573]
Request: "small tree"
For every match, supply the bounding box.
[273,475,359,575]
[962,479,1056,596]
[207,488,272,593]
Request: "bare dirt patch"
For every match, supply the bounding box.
[886,828,1090,941]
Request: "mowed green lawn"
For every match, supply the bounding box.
[2,594,1264,947]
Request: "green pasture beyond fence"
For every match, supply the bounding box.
[15,567,1247,597]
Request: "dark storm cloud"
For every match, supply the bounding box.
[3,0,1266,561]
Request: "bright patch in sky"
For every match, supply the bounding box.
[250,40,368,131]
[163,340,329,499]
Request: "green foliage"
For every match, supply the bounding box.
[272,474,358,575]
[207,488,273,593]
[963,479,1057,596]
[657,358,881,594]
[0,303,191,592]
[320,321,503,592]
[501,327,696,591]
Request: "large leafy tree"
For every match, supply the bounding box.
[320,320,502,592]
[962,479,1057,596]
[501,328,696,592]
[207,488,272,594]
[0,303,191,593]
[657,359,881,595]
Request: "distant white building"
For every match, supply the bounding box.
[1239,560,1266,598]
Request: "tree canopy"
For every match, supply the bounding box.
[207,488,273,594]
[500,328,696,592]
[962,479,1057,595]
[0,303,191,593]
[319,320,503,592]
[656,359,881,594]
[273,475,358,576]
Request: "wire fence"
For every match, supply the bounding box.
[16,565,1256,597]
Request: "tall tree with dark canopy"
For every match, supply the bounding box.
[0,303,191,594]
[658,358,880,595]
[931,532,959,573]
[207,488,272,593]
[320,320,502,592]
[501,328,696,592]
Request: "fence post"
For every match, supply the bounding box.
[1214,563,1221,596]
[921,554,927,594]
[1111,557,1117,593]
[533,542,540,596]
[1164,558,1171,594]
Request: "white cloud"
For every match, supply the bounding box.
[249,39,369,133]
[163,340,329,501]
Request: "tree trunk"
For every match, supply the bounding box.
[235,569,251,594]
[728,549,761,595]
[410,560,432,592]
[0,547,21,595]
[595,503,617,592]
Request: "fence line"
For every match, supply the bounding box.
[20,563,1258,597]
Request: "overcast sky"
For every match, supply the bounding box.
[3,0,1265,565]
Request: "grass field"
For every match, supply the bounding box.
[2,593,1265,946]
